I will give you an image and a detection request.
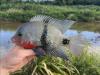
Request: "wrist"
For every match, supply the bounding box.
[0,66,9,75]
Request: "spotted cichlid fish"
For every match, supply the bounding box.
[12,15,75,60]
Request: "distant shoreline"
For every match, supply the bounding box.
[0,3,100,22]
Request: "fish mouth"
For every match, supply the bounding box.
[11,36,38,49]
[11,36,46,57]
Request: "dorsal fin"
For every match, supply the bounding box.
[30,15,52,23]
[30,15,76,33]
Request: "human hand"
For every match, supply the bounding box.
[0,46,36,75]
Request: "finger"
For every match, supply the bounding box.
[10,46,36,57]
[18,49,36,57]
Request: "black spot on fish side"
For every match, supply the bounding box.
[62,39,70,45]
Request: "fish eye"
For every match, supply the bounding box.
[18,33,22,36]
[62,38,70,45]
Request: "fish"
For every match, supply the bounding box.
[12,15,75,60]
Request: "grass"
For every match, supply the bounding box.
[0,3,100,22]
[11,47,100,75]
[71,48,100,75]
[10,56,79,75]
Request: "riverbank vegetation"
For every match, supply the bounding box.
[11,48,100,75]
[72,22,100,32]
[0,3,100,22]
[0,0,100,5]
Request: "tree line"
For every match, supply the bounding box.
[0,0,100,5]
[54,0,100,5]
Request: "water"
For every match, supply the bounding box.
[64,30,100,45]
[0,20,100,58]
[0,21,20,47]
[0,21,21,58]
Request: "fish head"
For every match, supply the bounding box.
[12,22,44,49]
